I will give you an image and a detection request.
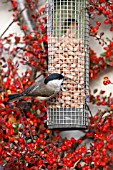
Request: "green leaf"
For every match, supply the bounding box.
[26,162,28,166]
[103,96,107,99]
[14,128,18,134]
[34,136,37,139]
[30,108,35,114]
[3,160,7,166]
[106,37,110,41]
[100,52,106,56]
[13,123,19,128]
[18,124,23,128]
[26,139,32,143]
[104,140,107,144]
[105,60,110,65]
[38,146,41,150]
[10,143,14,148]
[3,160,7,163]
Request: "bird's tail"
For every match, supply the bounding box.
[8,93,24,102]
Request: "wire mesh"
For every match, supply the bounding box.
[47,0,89,129]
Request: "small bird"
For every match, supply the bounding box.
[8,73,68,102]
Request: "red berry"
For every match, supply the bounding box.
[22,25,28,30]
[104,19,109,25]
[96,21,101,26]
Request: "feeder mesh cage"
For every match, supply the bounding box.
[47,0,89,129]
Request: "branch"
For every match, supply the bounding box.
[0,7,26,38]
[70,159,81,170]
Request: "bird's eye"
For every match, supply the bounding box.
[61,83,63,85]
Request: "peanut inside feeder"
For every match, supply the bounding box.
[48,33,85,109]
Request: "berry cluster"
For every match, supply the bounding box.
[90,41,113,81]
[103,76,111,85]
[89,0,113,36]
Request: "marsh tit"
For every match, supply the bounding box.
[8,73,68,102]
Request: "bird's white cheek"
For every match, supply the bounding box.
[47,79,63,92]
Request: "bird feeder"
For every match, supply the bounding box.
[47,0,89,129]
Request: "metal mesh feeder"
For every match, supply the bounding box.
[47,0,89,129]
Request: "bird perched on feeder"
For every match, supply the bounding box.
[8,73,68,102]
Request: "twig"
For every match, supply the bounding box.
[0,7,26,38]
[70,159,81,170]
[86,103,93,118]
[16,47,39,57]
[0,76,4,91]
[28,125,34,141]
[0,107,21,112]
[18,104,34,141]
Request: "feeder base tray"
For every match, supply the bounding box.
[47,107,89,129]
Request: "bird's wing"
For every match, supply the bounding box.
[23,77,54,97]
[28,83,54,97]
[23,76,44,95]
